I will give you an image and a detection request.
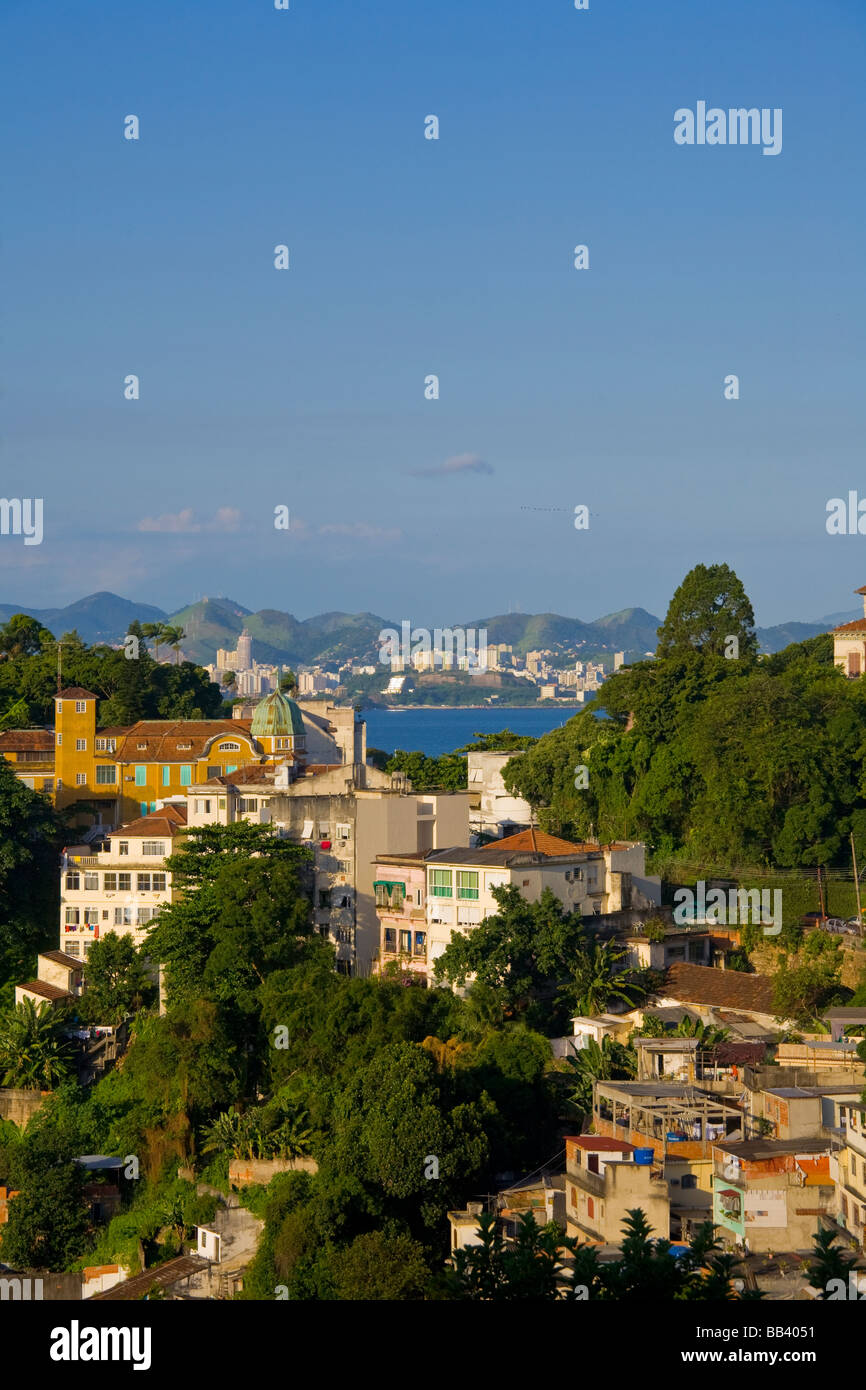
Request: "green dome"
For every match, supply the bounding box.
[250,689,306,740]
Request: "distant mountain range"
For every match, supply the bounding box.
[0,592,855,666]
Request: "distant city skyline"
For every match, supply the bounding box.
[3,0,864,628]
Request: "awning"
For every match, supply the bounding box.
[374,881,404,892]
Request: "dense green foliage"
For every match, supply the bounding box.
[0,759,64,1000]
[504,565,865,869]
[0,618,221,727]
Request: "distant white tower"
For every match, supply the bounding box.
[614,651,625,671]
[236,629,252,668]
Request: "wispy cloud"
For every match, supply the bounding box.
[408,452,493,479]
[137,507,243,534]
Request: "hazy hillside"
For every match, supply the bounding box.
[0,590,848,664]
[0,591,167,645]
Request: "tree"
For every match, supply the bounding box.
[141,623,166,661]
[81,932,153,1024]
[565,1035,636,1114]
[568,939,641,1016]
[772,959,844,1026]
[279,670,297,693]
[0,1163,91,1269]
[329,1231,431,1300]
[655,563,758,661]
[443,1208,761,1301]
[161,626,186,665]
[0,997,76,1089]
[223,671,236,690]
[805,1227,860,1298]
[0,613,54,658]
[433,885,584,1025]
[145,823,315,1012]
[455,729,538,753]
[0,761,64,998]
[385,748,467,792]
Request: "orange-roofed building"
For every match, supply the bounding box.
[833,586,866,677]
[711,1138,835,1252]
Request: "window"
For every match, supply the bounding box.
[137,873,152,891]
[118,873,132,891]
[400,930,412,954]
[65,907,80,925]
[56,732,62,745]
[75,700,86,713]
[83,909,99,925]
[207,766,220,779]
[457,871,479,900]
[84,873,98,891]
[384,928,396,952]
[75,773,87,785]
[119,841,129,855]
[220,742,240,751]
[430,868,452,898]
[203,799,212,815]
[140,803,148,816]
[177,742,192,751]
[134,766,147,786]
[336,823,351,840]
[65,942,80,957]
[240,798,258,812]
[102,910,109,920]
[180,766,192,786]
[103,872,116,890]
[65,871,80,890]
[414,931,426,956]
[76,738,87,751]
[162,766,171,786]
[142,841,165,856]
[114,907,133,925]
[95,738,116,752]
[318,889,331,909]
[457,906,481,927]
[95,765,116,784]
[587,1197,594,1219]
[136,907,155,925]
[681,1174,698,1190]
[152,873,166,892]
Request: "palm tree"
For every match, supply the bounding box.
[141,622,166,662]
[162,625,186,665]
[570,940,640,1016]
[270,1109,314,1160]
[0,998,75,1090]
[565,1034,636,1115]
[202,1107,246,1159]
[674,1017,730,1047]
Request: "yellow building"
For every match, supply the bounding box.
[2,686,310,829]
[833,585,866,677]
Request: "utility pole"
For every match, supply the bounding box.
[851,833,864,937]
[817,865,826,921]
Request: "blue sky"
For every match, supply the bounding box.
[2,0,865,627]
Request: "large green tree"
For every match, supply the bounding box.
[0,759,64,998]
[655,562,758,661]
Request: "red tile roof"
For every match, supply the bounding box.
[57,687,98,700]
[566,1136,635,1153]
[18,980,71,1001]
[110,720,260,764]
[109,804,187,838]
[663,963,774,1013]
[492,829,586,856]
[0,729,54,751]
[832,619,866,635]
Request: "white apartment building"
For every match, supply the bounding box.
[424,830,661,970]
[467,750,533,839]
[59,805,186,957]
[832,1100,866,1250]
[184,763,470,974]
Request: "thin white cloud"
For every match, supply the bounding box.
[137,508,242,534]
[408,452,493,479]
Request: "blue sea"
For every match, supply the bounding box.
[363,705,585,757]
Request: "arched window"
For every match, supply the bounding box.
[219,742,241,751]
